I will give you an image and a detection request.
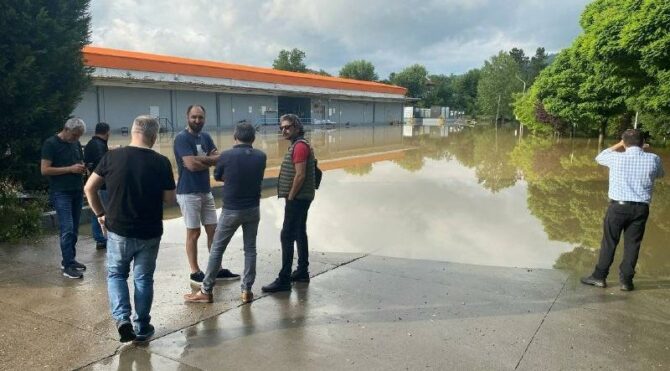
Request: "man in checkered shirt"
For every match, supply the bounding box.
[581,129,664,291]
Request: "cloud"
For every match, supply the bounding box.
[90,0,590,78]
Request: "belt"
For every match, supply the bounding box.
[610,200,648,206]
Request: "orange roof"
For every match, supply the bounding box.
[83,46,407,96]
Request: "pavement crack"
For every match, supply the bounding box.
[514,276,568,370]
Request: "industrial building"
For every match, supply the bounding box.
[72,46,407,133]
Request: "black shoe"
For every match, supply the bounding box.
[216,268,240,281]
[290,270,310,283]
[580,275,607,288]
[60,261,87,271]
[620,281,635,291]
[190,271,205,285]
[134,324,155,342]
[117,322,136,343]
[62,266,83,279]
[96,241,107,250]
[261,278,291,293]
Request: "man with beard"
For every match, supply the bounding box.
[174,105,239,285]
[262,114,317,293]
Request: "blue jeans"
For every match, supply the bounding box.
[50,190,83,268]
[106,231,161,334]
[91,190,109,243]
[202,207,260,293]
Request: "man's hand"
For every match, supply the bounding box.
[70,163,86,174]
[97,215,107,237]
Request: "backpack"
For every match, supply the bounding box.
[314,159,323,190]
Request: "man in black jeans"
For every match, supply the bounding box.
[262,114,317,293]
[581,129,664,291]
[84,122,110,249]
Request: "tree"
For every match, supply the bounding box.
[339,60,378,81]
[389,64,429,101]
[452,69,480,116]
[0,0,92,189]
[528,47,549,83]
[423,74,454,108]
[476,51,523,119]
[307,68,331,77]
[272,48,307,72]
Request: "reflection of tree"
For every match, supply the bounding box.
[472,130,519,193]
[511,137,670,277]
[342,164,373,176]
[393,149,425,172]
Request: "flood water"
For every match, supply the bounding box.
[83,125,670,279]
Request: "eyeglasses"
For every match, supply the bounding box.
[280,124,293,131]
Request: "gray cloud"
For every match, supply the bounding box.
[90,0,590,78]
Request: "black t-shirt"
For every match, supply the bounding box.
[41,135,84,192]
[95,146,176,239]
[214,144,266,210]
[84,136,109,189]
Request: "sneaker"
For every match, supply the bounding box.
[241,290,253,304]
[620,281,635,291]
[580,275,607,288]
[95,241,107,250]
[184,290,213,303]
[62,266,83,279]
[60,261,87,271]
[216,268,240,281]
[117,321,136,343]
[190,271,205,285]
[261,278,291,293]
[290,270,310,283]
[134,324,155,342]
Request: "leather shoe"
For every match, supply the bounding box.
[580,275,607,288]
[184,290,213,303]
[620,281,634,291]
[241,290,253,303]
[290,270,310,283]
[261,279,291,293]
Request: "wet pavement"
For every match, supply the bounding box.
[3,126,670,370]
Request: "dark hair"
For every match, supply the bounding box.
[280,113,304,136]
[95,122,110,135]
[186,104,206,116]
[622,129,643,147]
[234,121,256,143]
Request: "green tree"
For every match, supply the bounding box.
[0,0,92,189]
[528,47,549,83]
[272,48,307,72]
[339,60,378,81]
[389,64,429,101]
[423,74,454,108]
[477,51,523,119]
[452,69,480,116]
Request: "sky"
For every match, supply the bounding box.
[90,0,591,78]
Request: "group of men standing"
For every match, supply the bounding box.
[41,107,317,343]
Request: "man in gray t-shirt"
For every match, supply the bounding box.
[173,104,239,285]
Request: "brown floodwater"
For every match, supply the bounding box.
[82,125,670,278]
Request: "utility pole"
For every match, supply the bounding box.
[494,94,501,130]
[634,111,639,129]
[515,76,527,138]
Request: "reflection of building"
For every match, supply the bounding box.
[73,46,406,132]
[403,125,463,138]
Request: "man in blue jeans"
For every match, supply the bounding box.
[41,118,88,279]
[184,121,266,304]
[84,122,111,249]
[85,115,176,343]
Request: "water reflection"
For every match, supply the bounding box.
[85,126,670,279]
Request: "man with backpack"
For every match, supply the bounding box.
[262,114,318,293]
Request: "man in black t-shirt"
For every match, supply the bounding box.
[84,122,110,250]
[85,115,176,343]
[41,118,87,279]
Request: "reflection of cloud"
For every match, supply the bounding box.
[90,0,589,76]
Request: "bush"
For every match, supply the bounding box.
[0,178,46,242]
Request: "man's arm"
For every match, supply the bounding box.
[84,172,107,235]
[163,189,176,204]
[595,140,624,166]
[288,161,306,200]
[182,155,216,171]
[40,159,86,176]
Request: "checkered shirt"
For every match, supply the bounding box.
[596,146,665,203]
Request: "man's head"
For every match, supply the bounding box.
[186,105,206,133]
[95,122,110,140]
[62,118,86,142]
[622,129,644,148]
[279,114,304,140]
[234,120,256,144]
[131,115,159,147]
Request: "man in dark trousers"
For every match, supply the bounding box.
[581,129,664,291]
[85,115,176,343]
[184,121,266,304]
[84,122,110,249]
[41,118,88,279]
[262,114,317,293]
